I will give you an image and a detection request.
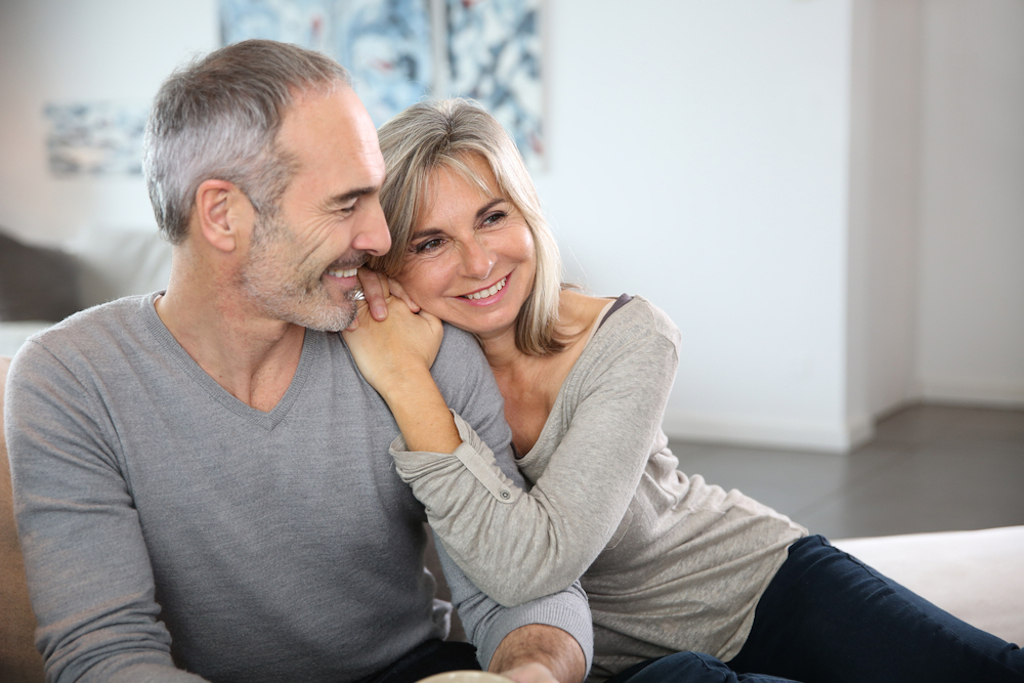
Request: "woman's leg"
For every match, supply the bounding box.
[605,651,799,683]
[361,639,480,683]
[727,535,1023,683]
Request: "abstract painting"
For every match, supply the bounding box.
[221,0,545,167]
[445,0,543,167]
[44,102,149,177]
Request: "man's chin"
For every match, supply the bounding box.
[288,304,356,333]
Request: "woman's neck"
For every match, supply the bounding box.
[481,290,613,456]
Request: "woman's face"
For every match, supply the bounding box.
[395,154,536,343]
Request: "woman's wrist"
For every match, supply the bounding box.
[379,367,462,453]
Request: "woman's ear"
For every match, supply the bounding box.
[194,179,255,253]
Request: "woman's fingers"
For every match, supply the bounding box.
[345,301,370,332]
[356,268,390,321]
[388,277,420,313]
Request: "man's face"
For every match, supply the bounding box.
[238,86,390,332]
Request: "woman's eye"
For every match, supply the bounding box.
[481,211,507,227]
[413,238,445,254]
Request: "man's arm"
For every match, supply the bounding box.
[6,344,208,683]
[490,624,587,683]
[433,537,592,683]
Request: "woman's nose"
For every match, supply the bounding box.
[459,237,495,279]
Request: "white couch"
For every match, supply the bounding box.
[834,527,1024,645]
[0,224,172,357]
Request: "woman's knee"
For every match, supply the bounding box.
[615,652,740,683]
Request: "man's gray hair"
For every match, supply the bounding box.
[143,39,351,244]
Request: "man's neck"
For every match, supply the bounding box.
[154,279,306,413]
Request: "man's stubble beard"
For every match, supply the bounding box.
[238,212,359,332]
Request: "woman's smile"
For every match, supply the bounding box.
[460,273,510,303]
[396,155,536,339]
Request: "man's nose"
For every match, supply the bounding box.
[351,199,391,256]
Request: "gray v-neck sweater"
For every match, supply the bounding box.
[6,293,592,683]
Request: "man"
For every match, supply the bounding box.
[4,40,591,683]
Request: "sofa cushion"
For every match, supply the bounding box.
[65,225,173,308]
[0,230,80,322]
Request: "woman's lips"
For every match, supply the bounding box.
[461,274,508,301]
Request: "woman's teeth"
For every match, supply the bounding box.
[465,276,507,300]
[327,268,358,278]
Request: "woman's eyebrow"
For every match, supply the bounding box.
[410,199,508,241]
[476,198,506,219]
[410,226,445,241]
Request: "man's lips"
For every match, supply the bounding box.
[325,267,358,278]
[461,274,508,301]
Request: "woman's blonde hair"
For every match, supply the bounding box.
[371,98,565,356]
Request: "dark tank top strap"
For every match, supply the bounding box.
[598,294,633,329]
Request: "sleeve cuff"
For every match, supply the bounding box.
[475,594,595,677]
[389,411,519,505]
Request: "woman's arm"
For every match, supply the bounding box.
[341,297,461,454]
[392,302,681,606]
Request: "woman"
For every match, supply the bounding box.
[342,99,1023,683]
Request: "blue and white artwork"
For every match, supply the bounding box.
[334,0,433,126]
[220,0,334,53]
[45,102,149,177]
[221,0,432,127]
[446,0,543,168]
[220,0,544,164]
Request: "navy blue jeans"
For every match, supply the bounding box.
[357,639,480,683]
[608,535,1023,683]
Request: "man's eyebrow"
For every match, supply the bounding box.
[324,186,377,209]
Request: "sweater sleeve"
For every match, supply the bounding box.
[5,343,209,683]
[392,303,680,606]
[428,326,594,673]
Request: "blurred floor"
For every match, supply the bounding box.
[669,404,1024,540]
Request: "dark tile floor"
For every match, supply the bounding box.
[668,404,1024,540]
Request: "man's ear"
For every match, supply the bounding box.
[194,179,255,253]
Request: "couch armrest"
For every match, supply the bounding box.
[0,355,46,683]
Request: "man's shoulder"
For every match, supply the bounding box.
[432,323,489,385]
[431,323,507,427]
[11,294,157,379]
[438,322,481,354]
[32,295,151,343]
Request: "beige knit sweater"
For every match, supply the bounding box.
[392,297,807,681]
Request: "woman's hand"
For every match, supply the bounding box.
[350,268,419,327]
[342,297,462,454]
[342,296,442,398]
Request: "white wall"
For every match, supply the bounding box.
[1,0,1021,450]
[536,0,859,450]
[0,0,218,244]
[915,0,1024,407]
[847,0,924,427]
